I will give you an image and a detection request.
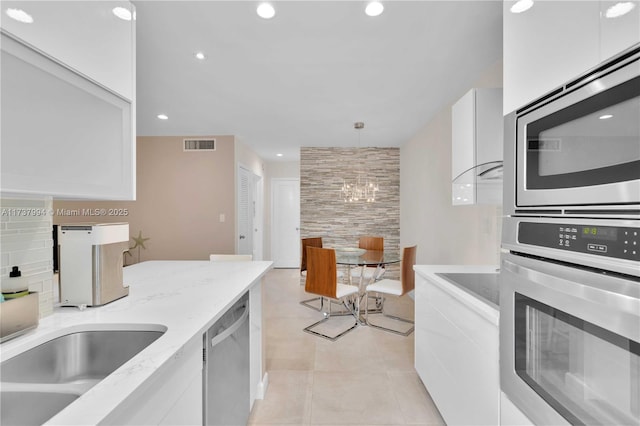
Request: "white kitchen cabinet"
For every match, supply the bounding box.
[503,0,640,114]
[451,88,503,205]
[0,1,135,100]
[0,1,136,200]
[503,1,600,114]
[414,270,500,426]
[104,336,203,425]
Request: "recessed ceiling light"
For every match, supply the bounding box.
[195,52,206,60]
[5,8,33,23]
[276,153,283,157]
[157,114,168,120]
[605,2,636,18]
[257,2,275,19]
[510,0,534,13]
[112,6,133,21]
[365,1,384,17]
[599,114,613,120]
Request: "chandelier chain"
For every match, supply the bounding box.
[340,122,379,203]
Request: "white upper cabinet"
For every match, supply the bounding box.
[1,1,136,200]
[452,88,503,206]
[503,1,600,114]
[504,0,640,114]
[1,1,135,100]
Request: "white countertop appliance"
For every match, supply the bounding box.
[500,43,640,426]
[58,223,129,307]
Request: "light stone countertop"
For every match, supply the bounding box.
[414,264,500,325]
[0,260,273,425]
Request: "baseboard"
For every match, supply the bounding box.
[255,372,269,399]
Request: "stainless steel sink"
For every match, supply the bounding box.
[1,391,79,426]
[1,328,165,425]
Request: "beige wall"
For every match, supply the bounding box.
[400,61,503,266]
[54,135,237,262]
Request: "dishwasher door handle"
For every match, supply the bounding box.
[210,303,249,349]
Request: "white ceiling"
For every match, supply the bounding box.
[133,1,503,161]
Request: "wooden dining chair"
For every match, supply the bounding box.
[364,245,417,336]
[300,237,323,277]
[300,237,346,312]
[303,247,359,341]
[350,236,386,283]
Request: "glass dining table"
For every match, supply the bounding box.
[335,248,400,282]
[334,248,401,322]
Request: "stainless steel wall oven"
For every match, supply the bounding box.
[500,43,640,426]
[500,247,639,426]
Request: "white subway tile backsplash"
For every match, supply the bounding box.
[1,231,52,243]
[7,248,54,269]
[7,221,51,230]
[42,278,53,293]
[1,197,54,319]
[0,260,53,279]
[1,198,48,208]
[0,239,48,253]
[7,214,52,223]
[28,281,43,293]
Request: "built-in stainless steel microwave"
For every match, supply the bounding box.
[504,43,640,218]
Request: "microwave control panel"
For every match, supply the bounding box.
[518,222,639,261]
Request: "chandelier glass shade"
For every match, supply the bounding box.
[341,122,379,203]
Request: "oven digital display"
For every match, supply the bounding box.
[517,222,638,261]
[581,226,617,241]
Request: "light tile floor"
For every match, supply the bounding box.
[249,268,446,426]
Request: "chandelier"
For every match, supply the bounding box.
[341,122,379,203]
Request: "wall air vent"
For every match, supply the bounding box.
[183,139,216,151]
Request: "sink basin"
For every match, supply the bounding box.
[1,327,166,425]
[1,391,79,426]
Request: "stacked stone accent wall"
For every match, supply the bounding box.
[300,147,400,280]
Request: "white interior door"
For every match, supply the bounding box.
[271,178,300,268]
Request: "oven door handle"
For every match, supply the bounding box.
[503,258,640,318]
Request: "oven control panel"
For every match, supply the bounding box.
[518,222,639,261]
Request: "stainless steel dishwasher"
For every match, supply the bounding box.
[203,293,250,425]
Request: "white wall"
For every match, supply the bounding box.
[400,61,503,266]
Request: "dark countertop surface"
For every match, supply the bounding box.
[435,272,500,309]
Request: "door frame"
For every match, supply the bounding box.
[236,164,263,260]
